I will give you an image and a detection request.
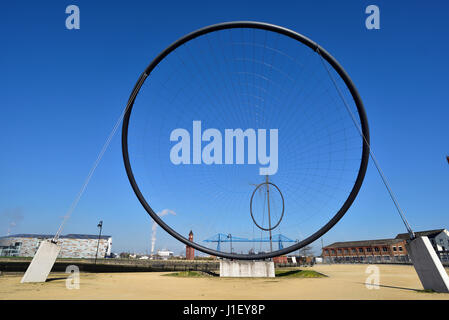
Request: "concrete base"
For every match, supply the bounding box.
[406,236,449,293]
[21,240,61,283]
[220,260,275,277]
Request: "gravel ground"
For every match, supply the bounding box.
[1,264,448,300]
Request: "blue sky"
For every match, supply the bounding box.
[1,1,448,255]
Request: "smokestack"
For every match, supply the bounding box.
[2,208,24,236]
[6,222,16,236]
[151,209,176,255]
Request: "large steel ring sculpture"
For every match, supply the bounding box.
[122,21,370,260]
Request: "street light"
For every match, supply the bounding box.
[94,220,103,264]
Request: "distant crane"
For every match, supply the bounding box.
[204,233,295,252]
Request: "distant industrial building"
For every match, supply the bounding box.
[322,229,449,264]
[323,238,408,263]
[157,249,174,260]
[0,234,112,259]
[273,256,288,263]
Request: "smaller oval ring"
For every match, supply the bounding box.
[250,182,285,231]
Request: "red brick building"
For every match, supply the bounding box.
[186,230,195,260]
[322,238,408,263]
[273,255,288,263]
[322,229,449,264]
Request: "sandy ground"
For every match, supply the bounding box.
[1,264,448,300]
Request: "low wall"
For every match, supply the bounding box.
[220,260,275,277]
[0,257,311,274]
[0,258,219,273]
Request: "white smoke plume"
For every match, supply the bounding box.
[151,209,176,255]
[2,208,24,236]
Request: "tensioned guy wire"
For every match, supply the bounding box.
[316,48,415,239]
[53,74,148,242]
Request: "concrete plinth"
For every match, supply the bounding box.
[220,260,275,277]
[406,236,449,293]
[21,240,61,283]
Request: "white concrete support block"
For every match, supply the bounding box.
[406,236,449,293]
[21,240,61,283]
[220,260,275,277]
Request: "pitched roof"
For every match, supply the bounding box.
[324,238,403,248]
[0,234,111,240]
[395,229,445,240]
[323,229,448,248]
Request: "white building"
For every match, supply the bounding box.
[0,234,112,259]
[434,229,449,252]
[396,229,449,263]
[157,249,174,260]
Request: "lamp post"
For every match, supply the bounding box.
[94,220,103,264]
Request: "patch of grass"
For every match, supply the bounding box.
[164,269,327,278]
[417,289,437,294]
[164,271,206,278]
[275,269,327,278]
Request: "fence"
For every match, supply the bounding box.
[323,254,449,267]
